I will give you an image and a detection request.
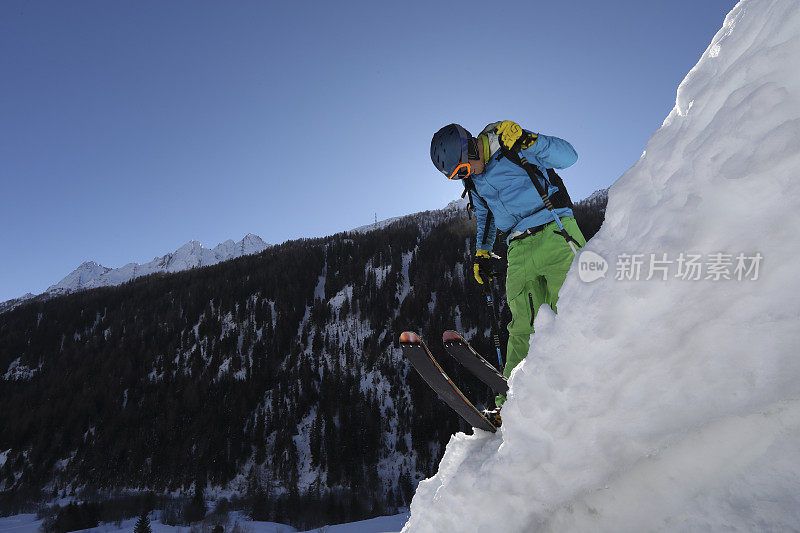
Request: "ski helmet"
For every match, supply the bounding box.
[430,123,477,179]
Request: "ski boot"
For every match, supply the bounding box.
[483,407,502,427]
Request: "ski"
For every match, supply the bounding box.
[400,331,497,433]
[442,330,509,396]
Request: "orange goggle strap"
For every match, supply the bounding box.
[448,162,472,180]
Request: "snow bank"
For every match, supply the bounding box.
[404,0,800,531]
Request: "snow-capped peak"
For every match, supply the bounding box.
[46,261,112,295]
[240,233,269,254]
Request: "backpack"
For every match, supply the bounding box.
[462,123,574,247]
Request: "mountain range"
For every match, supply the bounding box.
[0,234,270,314]
[0,192,608,316]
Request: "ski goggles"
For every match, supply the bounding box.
[447,138,480,180]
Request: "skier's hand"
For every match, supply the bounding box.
[473,249,499,284]
[496,120,537,150]
[496,120,523,150]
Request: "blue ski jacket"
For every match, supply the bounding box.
[472,131,578,250]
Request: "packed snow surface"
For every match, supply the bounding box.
[404,0,800,531]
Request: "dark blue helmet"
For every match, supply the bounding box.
[431,123,475,179]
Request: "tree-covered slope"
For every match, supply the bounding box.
[0,196,605,526]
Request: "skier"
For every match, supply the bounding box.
[430,121,586,420]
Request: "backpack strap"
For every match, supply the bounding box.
[497,145,554,208]
[545,169,574,210]
[461,180,475,219]
[498,143,581,251]
[462,177,494,248]
[497,143,573,210]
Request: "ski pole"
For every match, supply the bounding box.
[483,281,504,370]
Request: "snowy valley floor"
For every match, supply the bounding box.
[0,512,408,533]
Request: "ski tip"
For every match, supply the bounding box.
[442,330,463,343]
[399,331,422,344]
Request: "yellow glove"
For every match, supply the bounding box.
[496,120,537,150]
[473,249,496,285]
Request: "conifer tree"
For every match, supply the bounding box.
[134,512,152,533]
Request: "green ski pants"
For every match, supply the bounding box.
[496,217,586,407]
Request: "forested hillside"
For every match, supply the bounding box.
[0,195,606,528]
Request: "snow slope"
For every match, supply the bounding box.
[403,1,800,531]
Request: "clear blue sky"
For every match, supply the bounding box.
[0,0,736,302]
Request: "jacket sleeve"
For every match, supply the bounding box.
[473,192,496,251]
[522,133,578,170]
